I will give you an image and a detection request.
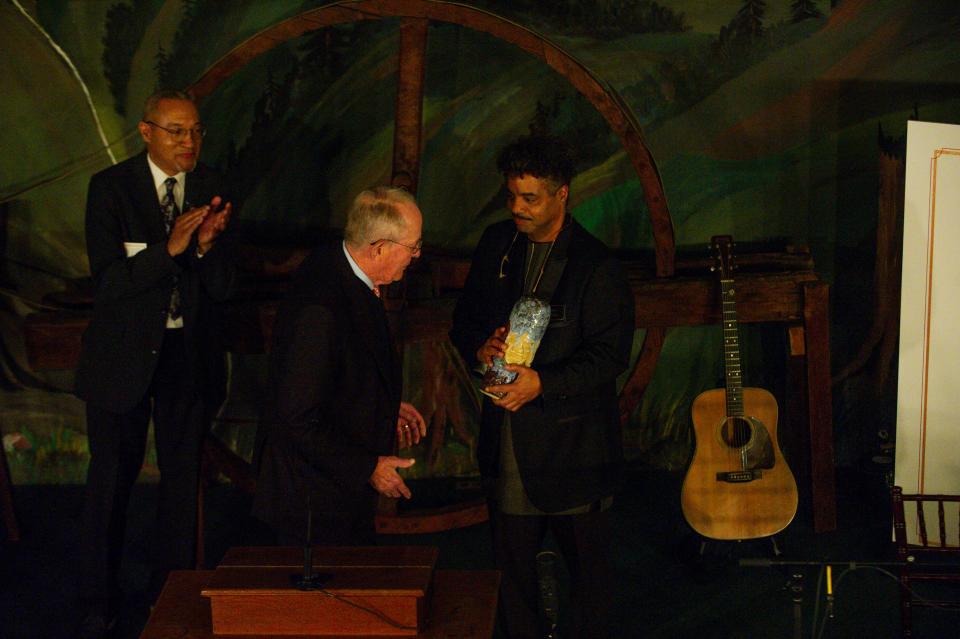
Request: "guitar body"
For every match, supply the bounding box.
[681,387,798,540]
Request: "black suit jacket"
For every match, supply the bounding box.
[75,152,236,413]
[450,219,635,512]
[252,240,402,537]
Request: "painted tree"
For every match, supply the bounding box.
[101,0,153,115]
[791,0,824,22]
[731,0,767,40]
[154,45,172,91]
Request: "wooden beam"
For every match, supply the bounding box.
[628,271,819,327]
[619,327,667,425]
[392,18,428,193]
[802,281,837,532]
[22,311,87,371]
[21,271,822,370]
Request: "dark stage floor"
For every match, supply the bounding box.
[1,464,956,638]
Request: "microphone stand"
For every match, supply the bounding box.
[536,551,560,639]
[291,496,331,590]
[788,571,803,639]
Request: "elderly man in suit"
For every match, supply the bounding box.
[253,186,427,547]
[450,135,635,638]
[75,89,235,639]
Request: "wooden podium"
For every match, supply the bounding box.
[202,546,435,636]
[140,546,500,638]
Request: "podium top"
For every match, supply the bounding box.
[203,546,440,597]
[219,546,439,569]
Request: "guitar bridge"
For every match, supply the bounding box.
[716,470,762,483]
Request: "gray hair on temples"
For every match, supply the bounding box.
[344,186,417,247]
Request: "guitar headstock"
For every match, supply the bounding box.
[711,235,735,279]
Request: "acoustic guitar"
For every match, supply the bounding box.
[680,235,798,540]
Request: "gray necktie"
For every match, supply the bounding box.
[161,177,181,320]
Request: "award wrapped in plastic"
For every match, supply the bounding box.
[481,296,551,398]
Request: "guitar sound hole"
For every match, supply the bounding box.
[720,416,753,448]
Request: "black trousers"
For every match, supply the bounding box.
[78,330,205,611]
[489,505,614,639]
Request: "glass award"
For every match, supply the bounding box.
[481,296,551,398]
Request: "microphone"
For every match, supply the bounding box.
[536,550,560,639]
[291,496,331,590]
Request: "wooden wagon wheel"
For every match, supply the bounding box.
[189,0,676,424]
[188,0,676,532]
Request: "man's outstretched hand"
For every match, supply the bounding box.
[369,456,416,499]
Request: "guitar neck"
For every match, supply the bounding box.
[720,277,744,417]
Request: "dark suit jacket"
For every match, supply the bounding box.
[450,219,635,512]
[75,152,236,413]
[252,240,402,538]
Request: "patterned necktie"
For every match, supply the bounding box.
[161,177,179,234]
[161,177,181,320]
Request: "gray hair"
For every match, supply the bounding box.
[344,186,416,246]
[143,89,195,120]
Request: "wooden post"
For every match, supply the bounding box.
[784,325,812,521]
[391,17,428,193]
[803,281,837,532]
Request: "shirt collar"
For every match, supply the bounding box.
[342,241,376,292]
[146,154,186,200]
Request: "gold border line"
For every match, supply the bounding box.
[919,148,960,494]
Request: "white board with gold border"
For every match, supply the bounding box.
[895,120,960,545]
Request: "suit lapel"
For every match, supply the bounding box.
[531,222,574,302]
[130,154,167,242]
[336,251,395,394]
[501,231,526,304]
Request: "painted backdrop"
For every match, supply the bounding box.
[2,0,959,485]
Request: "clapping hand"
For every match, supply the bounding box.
[197,196,231,254]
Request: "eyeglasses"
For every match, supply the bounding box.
[371,238,423,254]
[143,120,207,140]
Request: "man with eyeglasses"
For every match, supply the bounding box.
[252,186,427,547]
[74,89,235,639]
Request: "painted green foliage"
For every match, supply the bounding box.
[3,0,960,482]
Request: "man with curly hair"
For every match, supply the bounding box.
[451,134,635,638]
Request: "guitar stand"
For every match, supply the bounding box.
[771,535,783,557]
[697,534,783,558]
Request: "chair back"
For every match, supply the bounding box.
[891,485,960,559]
[890,485,960,637]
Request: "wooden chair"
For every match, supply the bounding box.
[891,486,960,637]
[1,441,19,541]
